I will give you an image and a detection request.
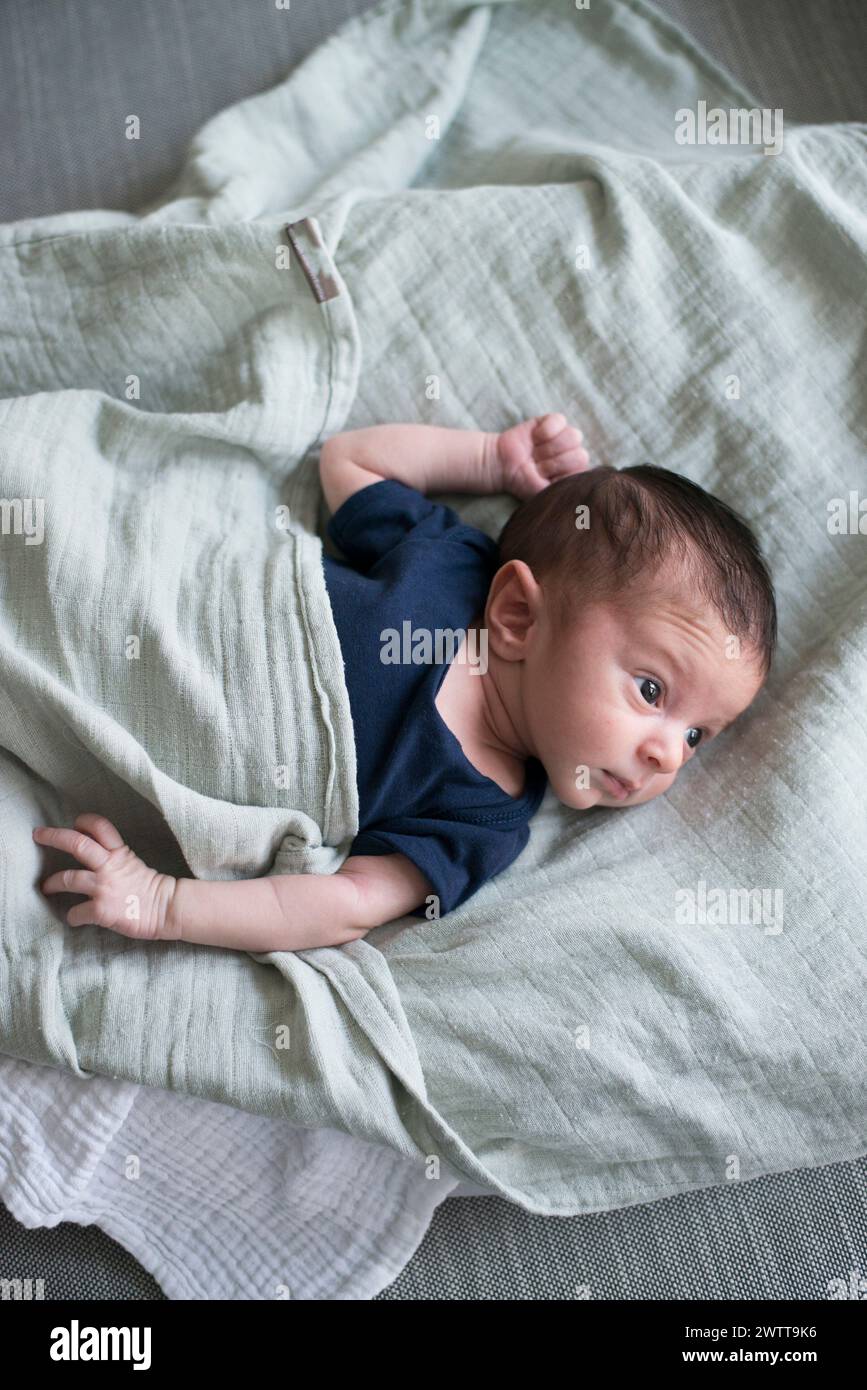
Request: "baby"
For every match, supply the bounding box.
[33,414,777,951]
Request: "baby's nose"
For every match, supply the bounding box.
[641,731,682,775]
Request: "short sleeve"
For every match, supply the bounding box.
[348,814,531,919]
[326,478,498,572]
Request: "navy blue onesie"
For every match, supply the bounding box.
[321,478,547,919]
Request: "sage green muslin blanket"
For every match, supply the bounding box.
[1,0,865,1215]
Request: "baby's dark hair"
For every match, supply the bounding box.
[496,464,777,680]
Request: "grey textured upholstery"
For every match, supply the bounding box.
[378,1157,867,1300]
[0,0,380,221]
[2,0,865,1300]
[644,0,867,126]
[2,0,866,222]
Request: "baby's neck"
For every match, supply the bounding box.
[433,614,531,797]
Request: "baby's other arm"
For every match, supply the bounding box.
[34,814,435,951]
[170,852,434,950]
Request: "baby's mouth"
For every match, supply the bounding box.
[601,769,636,800]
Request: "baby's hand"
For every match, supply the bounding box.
[33,813,176,942]
[495,412,590,500]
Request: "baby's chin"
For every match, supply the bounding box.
[569,786,625,810]
[553,773,668,810]
[550,776,620,811]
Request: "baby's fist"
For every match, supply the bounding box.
[33,812,176,941]
[495,412,590,501]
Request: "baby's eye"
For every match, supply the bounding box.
[635,676,662,705]
[685,727,703,750]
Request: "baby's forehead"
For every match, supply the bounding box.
[619,587,732,661]
[613,566,721,637]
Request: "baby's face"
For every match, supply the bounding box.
[520,569,765,811]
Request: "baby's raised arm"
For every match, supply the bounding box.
[33,815,433,951]
[320,415,589,514]
[320,423,498,512]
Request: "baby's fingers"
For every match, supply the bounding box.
[32,825,108,871]
[67,900,99,928]
[542,423,583,454]
[532,412,583,450]
[41,868,98,898]
[533,414,588,467]
[532,412,569,443]
[74,812,125,852]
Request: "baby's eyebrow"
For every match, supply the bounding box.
[654,643,691,687]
